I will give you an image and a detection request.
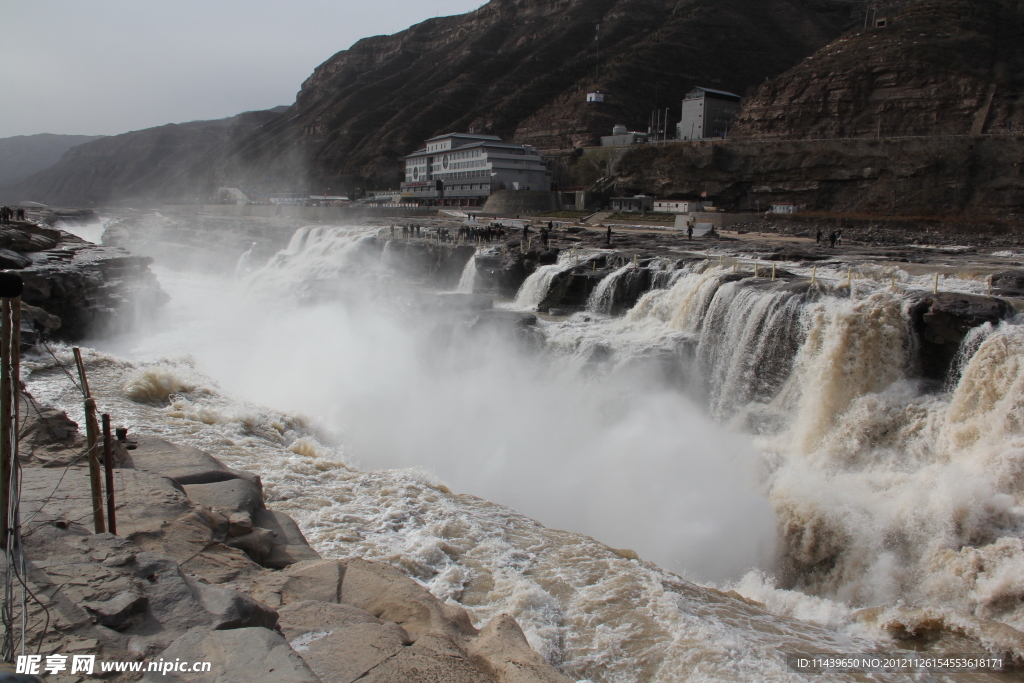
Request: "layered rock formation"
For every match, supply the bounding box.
[0,217,166,341]
[611,0,1024,216]
[732,0,1024,139]
[614,136,1024,215]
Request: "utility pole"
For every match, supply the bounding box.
[595,23,600,82]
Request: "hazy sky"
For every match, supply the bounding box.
[1,0,485,138]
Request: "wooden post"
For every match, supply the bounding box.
[0,300,11,548]
[102,414,116,534]
[771,263,777,282]
[73,348,105,534]
[933,272,939,294]
[988,274,993,296]
[811,266,817,286]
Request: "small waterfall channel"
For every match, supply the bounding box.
[514,251,576,309]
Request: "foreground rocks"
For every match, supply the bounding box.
[14,397,572,683]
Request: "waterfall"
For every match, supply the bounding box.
[696,281,807,420]
[514,252,575,310]
[457,251,478,293]
[234,242,257,278]
[587,265,633,314]
[251,226,379,291]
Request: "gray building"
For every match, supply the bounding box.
[676,87,742,140]
[401,133,551,206]
[610,195,654,213]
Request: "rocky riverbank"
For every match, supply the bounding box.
[11,392,574,683]
[1,212,166,342]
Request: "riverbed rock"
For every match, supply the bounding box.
[255,561,574,683]
[0,247,31,269]
[128,436,260,486]
[183,478,265,516]
[340,557,476,641]
[253,509,322,569]
[908,292,1014,380]
[142,626,321,683]
[14,224,168,340]
[467,614,572,683]
[250,559,345,609]
[20,528,278,657]
[277,601,411,683]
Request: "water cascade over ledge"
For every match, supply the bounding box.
[31,221,1024,682]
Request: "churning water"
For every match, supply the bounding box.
[24,222,1024,682]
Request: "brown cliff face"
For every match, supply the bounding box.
[732,0,1024,139]
[614,136,1024,215]
[217,0,855,191]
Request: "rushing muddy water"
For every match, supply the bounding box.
[26,220,1024,681]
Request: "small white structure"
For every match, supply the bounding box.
[586,90,606,103]
[654,199,706,214]
[770,202,799,214]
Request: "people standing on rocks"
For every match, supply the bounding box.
[836,229,843,246]
[0,206,9,225]
[606,225,612,246]
[815,229,822,244]
[687,225,693,240]
[540,227,549,248]
[828,231,837,248]
[16,208,25,221]
[390,225,395,239]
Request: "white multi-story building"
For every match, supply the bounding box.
[401,133,551,206]
[677,87,742,140]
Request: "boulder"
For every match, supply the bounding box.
[228,511,254,537]
[250,560,344,609]
[467,614,574,683]
[253,509,322,569]
[0,248,31,269]
[339,558,476,642]
[82,590,147,629]
[183,478,264,516]
[141,627,321,683]
[277,602,412,683]
[226,527,278,564]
